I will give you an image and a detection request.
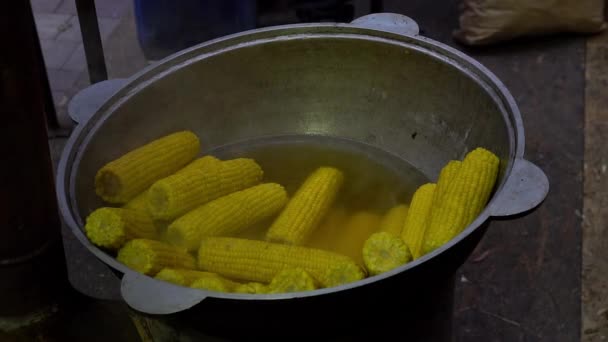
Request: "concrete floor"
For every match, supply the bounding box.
[27,1,608,341]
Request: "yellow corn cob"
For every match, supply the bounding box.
[433,160,462,207]
[117,239,196,275]
[332,211,382,266]
[268,268,317,293]
[266,167,344,245]
[146,156,221,220]
[401,183,436,259]
[463,148,500,222]
[154,268,219,286]
[190,275,242,293]
[123,190,150,213]
[123,156,220,214]
[180,155,222,173]
[217,158,265,194]
[305,207,348,250]
[234,282,269,294]
[362,232,411,276]
[379,204,409,236]
[95,131,200,203]
[423,148,499,254]
[122,190,171,235]
[167,183,288,251]
[85,207,157,250]
[148,158,262,220]
[198,237,365,287]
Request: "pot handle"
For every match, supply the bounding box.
[489,158,549,217]
[350,13,419,36]
[68,78,128,124]
[121,272,209,314]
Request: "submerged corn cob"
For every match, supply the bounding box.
[268,268,317,293]
[379,204,409,236]
[148,157,262,220]
[198,237,365,287]
[362,232,411,276]
[266,167,344,245]
[95,131,200,203]
[154,268,219,286]
[423,148,499,254]
[117,239,196,275]
[401,183,436,259]
[305,207,348,250]
[85,207,157,250]
[234,282,269,294]
[332,211,382,265]
[167,183,288,251]
[190,275,242,293]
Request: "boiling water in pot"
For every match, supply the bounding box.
[207,134,429,242]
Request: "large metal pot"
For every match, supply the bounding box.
[57,13,548,339]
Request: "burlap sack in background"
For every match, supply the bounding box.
[454,0,606,45]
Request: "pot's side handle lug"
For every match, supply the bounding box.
[68,79,128,124]
[121,272,208,314]
[489,158,549,217]
[350,13,419,36]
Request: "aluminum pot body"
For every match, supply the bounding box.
[56,14,548,333]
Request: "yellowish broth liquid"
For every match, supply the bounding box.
[208,135,429,261]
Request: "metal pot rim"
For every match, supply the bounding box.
[56,20,547,311]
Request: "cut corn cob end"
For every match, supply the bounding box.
[154,268,219,287]
[147,181,176,220]
[379,204,409,236]
[85,207,127,250]
[95,169,123,202]
[117,239,196,275]
[234,282,269,294]
[363,232,411,276]
[268,268,317,294]
[95,131,200,203]
[85,207,156,250]
[266,166,344,245]
[165,224,198,252]
[324,261,366,287]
